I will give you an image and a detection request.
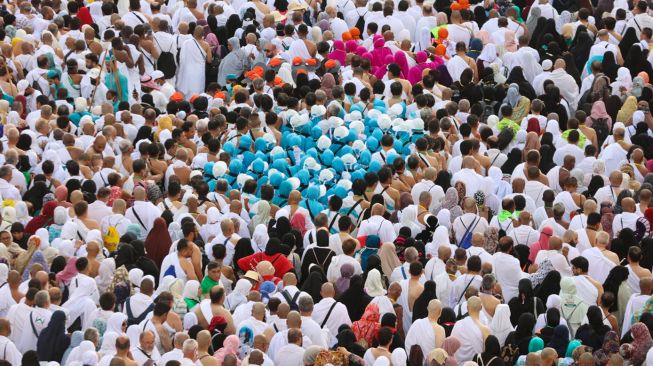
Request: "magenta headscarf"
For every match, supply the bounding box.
[407,51,443,84]
[394,51,410,79]
[55,257,78,285]
[371,37,392,68]
[329,40,347,64]
[355,46,367,56]
[345,40,358,53]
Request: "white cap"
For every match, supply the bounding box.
[88,68,101,79]
[151,70,165,80]
[542,59,553,71]
[317,135,331,150]
[304,157,321,170]
[319,169,334,182]
[333,126,349,139]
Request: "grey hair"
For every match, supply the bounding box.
[298,296,314,313]
[35,290,50,308]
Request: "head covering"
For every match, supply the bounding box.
[490,304,514,346]
[412,280,437,322]
[144,217,171,268]
[378,242,401,278]
[37,310,70,362]
[364,268,386,296]
[214,335,241,365]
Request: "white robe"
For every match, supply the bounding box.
[450,317,484,363]
[582,248,617,284]
[275,343,305,366]
[573,275,599,306]
[397,279,414,335]
[405,317,436,362]
[446,55,469,83]
[627,265,642,294]
[622,294,649,337]
[312,298,351,338]
[0,335,21,366]
[17,307,51,353]
[493,252,527,301]
[176,39,206,97]
[370,295,396,317]
[553,191,579,222]
[0,283,16,318]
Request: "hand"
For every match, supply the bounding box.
[337,347,351,356]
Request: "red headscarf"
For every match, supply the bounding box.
[145,218,172,268]
[290,212,307,237]
[25,201,58,235]
[55,257,78,285]
[352,303,381,346]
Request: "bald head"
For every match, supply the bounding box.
[427,299,442,319]
[197,330,211,351]
[640,277,653,295]
[282,273,297,286]
[252,302,266,320]
[437,245,452,261]
[548,236,562,251]
[554,58,566,70]
[133,186,146,201]
[622,197,635,213]
[371,203,385,216]
[471,233,484,247]
[320,283,335,298]
[467,296,482,313]
[287,311,302,328]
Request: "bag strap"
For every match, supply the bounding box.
[320,301,338,328]
[346,199,363,217]
[131,11,145,24]
[193,40,206,59]
[401,266,407,280]
[457,275,476,305]
[29,313,39,337]
[328,212,339,232]
[281,289,293,305]
[458,216,479,246]
[132,207,147,230]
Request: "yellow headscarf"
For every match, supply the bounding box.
[155,116,173,141]
[617,96,638,123]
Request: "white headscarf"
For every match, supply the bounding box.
[183,280,201,301]
[364,269,386,296]
[436,209,451,229]
[99,332,119,358]
[0,263,8,284]
[14,201,30,225]
[184,312,198,330]
[490,304,514,346]
[252,224,269,252]
[54,206,68,225]
[106,312,127,335]
[128,268,144,289]
[278,63,294,87]
[478,43,499,64]
[225,279,253,311]
[96,258,115,293]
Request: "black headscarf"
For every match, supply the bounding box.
[301,267,327,301]
[562,51,582,87]
[335,328,366,357]
[641,237,653,270]
[570,27,593,69]
[547,324,570,357]
[265,238,283,256]
[539,307,562,344]
[225,14,242,39]
[272,217,291,239]
[502,148,523,175]
[22,350,39,366]
[131,240,160,285]
[337,275,372,321]
[476,335,503,365]
[602,266,630,312]
[625,44,647,77]
[81,180,97,204]
[535,270,561,303]
[134,126,153,146]
[412,280,437,323]
[435,170,451,192]
[506,67,536,100]
[114,243,137,269]
[576,306,611,350]
[439,307,457,337]
[584,175,605,199]
[619,28,639,60]
[50,256,67,274]
[538,144,556,174]
[508,278,543,325]
[22,181,49,213]
[602,51,619,82]
[36,310,70,362]
[233,238,255,267]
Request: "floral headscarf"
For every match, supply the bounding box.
[352,303,381,347]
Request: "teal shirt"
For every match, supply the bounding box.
[105,72,129,103]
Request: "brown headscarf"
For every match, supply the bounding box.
[321,73,336,100]
[523,132,541,161]
[144,217,172,268]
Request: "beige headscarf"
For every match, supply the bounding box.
[378,243,401,278]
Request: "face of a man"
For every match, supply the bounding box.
[141,332,155,353]
[0,232,11,246]
[208,266,221,281]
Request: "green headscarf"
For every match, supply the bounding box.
[528,337,545,353]
[565,340,582,358]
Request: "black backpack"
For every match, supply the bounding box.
[354,9,368,33]
[590,116,610,152]
[125,297,155,326]
[281,290,301,311]
[154,35,177,79]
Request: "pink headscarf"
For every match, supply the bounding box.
[205,33,220,54]
[329,40,347,64]
[55,257,78,285]
[528,226,553,263]
[214,335,241,365]
[290,212,308,237]
[504,30,517,52]
[355,46,367,56]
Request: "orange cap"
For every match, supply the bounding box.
[295,68,307,75]
[189,94,198,104]
[438,27,448,39]
[214,91,226,100]
[274,76,284,86]
[269,58,283,67]
[292,56,303,65]
[435,44,446,56]
[305,58,317,66]
[342,31,352,41]
[325,59,337,69]
[350,27,360,38]
[170,91,184,102]
[451,2,462,10]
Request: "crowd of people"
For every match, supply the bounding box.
[0,0,652,364]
